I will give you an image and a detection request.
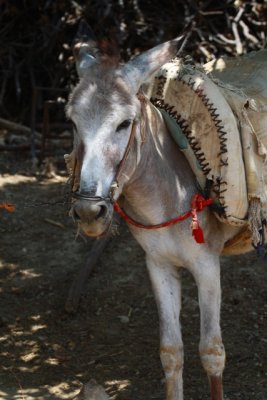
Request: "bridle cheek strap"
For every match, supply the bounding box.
[114,194,213,244]
[114,121,138,183]
[109,119,138,201]
[109,93,148,201]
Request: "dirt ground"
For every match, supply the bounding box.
[0,151,266,400]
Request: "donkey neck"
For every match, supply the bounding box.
[122,99,197,225]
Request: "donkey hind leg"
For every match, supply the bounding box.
[146,257,184,400]
[191,255,225,400]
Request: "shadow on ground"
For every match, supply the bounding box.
[0,153,266,399]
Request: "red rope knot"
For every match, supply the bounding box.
[190,194,213,243]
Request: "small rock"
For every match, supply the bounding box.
[73,379,110,400]
[117,315,130,324]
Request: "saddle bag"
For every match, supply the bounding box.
[150,51,267,246]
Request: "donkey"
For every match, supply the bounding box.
[66,28,253,400]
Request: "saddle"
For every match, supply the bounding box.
[150,50,267,247]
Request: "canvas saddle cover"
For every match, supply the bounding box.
[204,51,267,222]
[150,50,267,233]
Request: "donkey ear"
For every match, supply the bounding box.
[121,36,184,93]
[72,20,100,77]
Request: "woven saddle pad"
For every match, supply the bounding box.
[150,58,248,226]
[204,50,267,217]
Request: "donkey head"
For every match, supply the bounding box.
[66,21,183,237]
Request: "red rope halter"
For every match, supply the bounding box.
[114,194,213,244]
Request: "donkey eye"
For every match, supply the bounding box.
[116,119,131,132]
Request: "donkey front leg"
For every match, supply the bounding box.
[146,256,184,400]
[191,256,225,400]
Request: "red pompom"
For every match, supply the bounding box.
[191,223,205,243]
[191,208,205,244]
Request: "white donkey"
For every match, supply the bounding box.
[66,25,253,400]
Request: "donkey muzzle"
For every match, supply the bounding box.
[71,193,113,237]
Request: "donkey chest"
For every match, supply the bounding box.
[129,224,199,267]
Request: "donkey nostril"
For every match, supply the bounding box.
[96,205,107,219]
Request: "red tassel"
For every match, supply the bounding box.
[191,209,205,244]
[192,223,205,243]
